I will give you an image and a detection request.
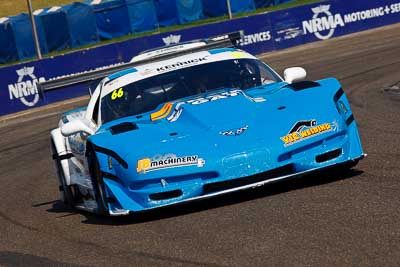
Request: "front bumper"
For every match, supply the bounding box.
[104,154,365,216]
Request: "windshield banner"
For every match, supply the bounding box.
[1,0,399,116]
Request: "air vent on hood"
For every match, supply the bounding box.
[109,122,138,135]
[285,81,320,91]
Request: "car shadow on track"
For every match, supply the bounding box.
[46,168,363,225]
[32,200,79,218]
[0,251,85,267]
[46,201,80,218]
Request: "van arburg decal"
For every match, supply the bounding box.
[281,120,333,146]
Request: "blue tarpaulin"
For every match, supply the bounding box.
[230,0,256,14]
[35,3,99,52]
[202,0,255,17]
[253,0,274,8]
[176,0,203,24]
[254,0,294,8]
[154,0,179,27]
[35,7,70,51]
[86,0,131,40]
[0,14,47,63]
[0,18,18,63]
[154,0,203,26]
[61,3,99,47]
[126,0,158,33]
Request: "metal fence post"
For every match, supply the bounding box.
[27,0,42,59]
[226,0,233,19]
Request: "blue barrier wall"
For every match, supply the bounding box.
[1,0,399,116]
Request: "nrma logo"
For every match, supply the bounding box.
[302,5,345,40]
[8,67,45,107]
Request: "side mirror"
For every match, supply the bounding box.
[61,119,94,137]
[283,67,307,84]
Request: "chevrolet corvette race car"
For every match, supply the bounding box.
[41,32,364,216]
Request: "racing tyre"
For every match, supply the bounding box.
[51,140,75,207]
[87,145,109,215]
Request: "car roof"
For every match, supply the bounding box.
[100,48,257,98]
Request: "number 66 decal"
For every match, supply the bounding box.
[111,88,124,100]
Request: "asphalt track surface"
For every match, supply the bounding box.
[1,24,400,267]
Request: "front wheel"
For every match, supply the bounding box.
[87,146,109,215]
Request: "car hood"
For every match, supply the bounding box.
[89,78,346,178]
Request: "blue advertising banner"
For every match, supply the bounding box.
[1,0,399,116]
[271,0,400,49]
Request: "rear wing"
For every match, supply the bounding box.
[38,31,244,95]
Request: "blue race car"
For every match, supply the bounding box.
[42,32,364,216]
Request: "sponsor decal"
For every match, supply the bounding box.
[281,120,334,146]
[150,103,173,121]
[156,56,209,73]
[160,179,168,188]
[154,89,266,122]
[303,4,396,40]
[167,102,184,122]
[7,62,131,108]
[8,67,45,107]
[220,125,249,137]
[231,51,246,58]
[303,5,345,40]
[186,90,241,105]
[275,27,302,42]
[237,31,271,46]
[166,90,265,122]
[164,91,265,123]
[186,89,266,105]
[140,68,155,76]
[162,34,181,45]
[137,154,205,173]
[338,100,348,114]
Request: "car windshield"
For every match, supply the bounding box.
[101,58,281,124]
